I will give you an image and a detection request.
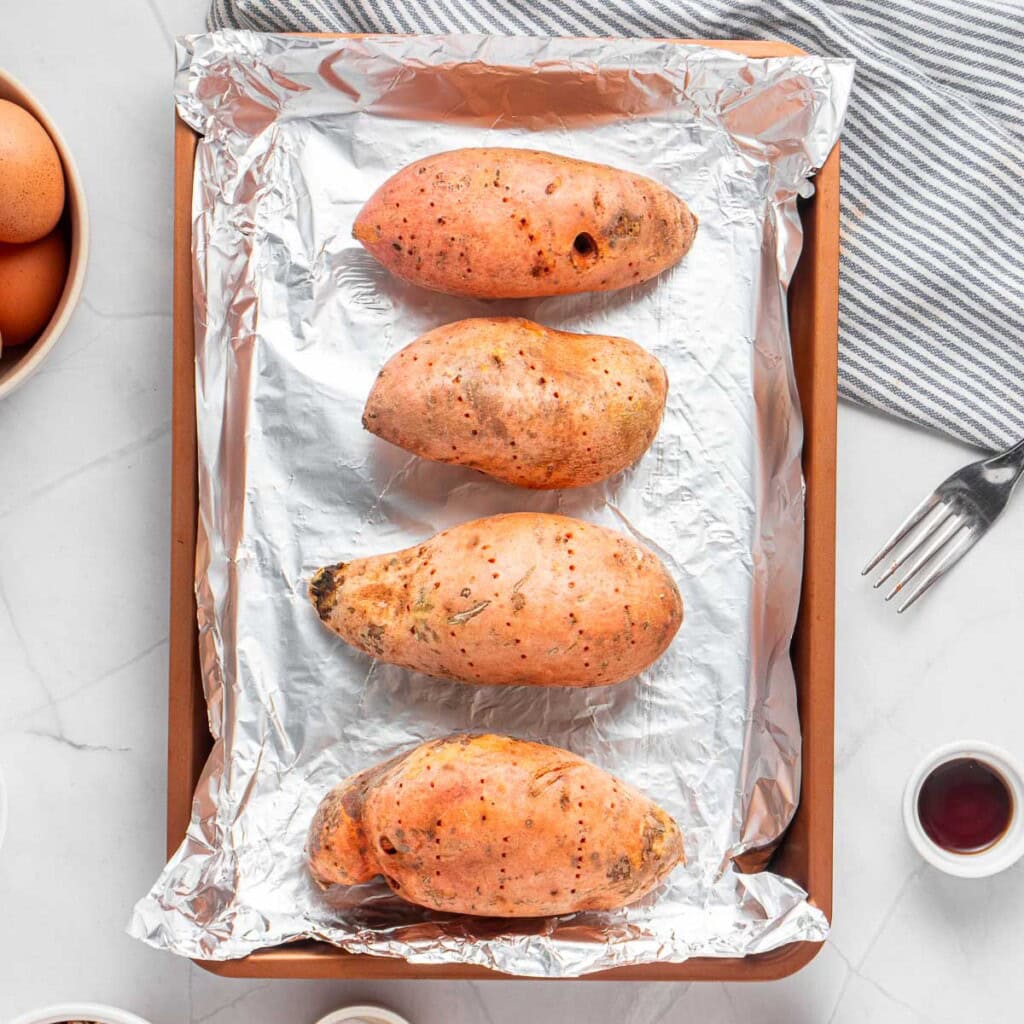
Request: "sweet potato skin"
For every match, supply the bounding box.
[310,513,682,688]
[308,734,684,917]
[363,317,668,489]
[352,148,697,298]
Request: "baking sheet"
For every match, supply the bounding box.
[130,31,851,976]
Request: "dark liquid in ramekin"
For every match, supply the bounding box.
[917,758,1013,854]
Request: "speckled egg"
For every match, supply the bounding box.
[0,99,66,244]
[0,227,69,348]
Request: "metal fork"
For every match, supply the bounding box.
[862,437,1024,612]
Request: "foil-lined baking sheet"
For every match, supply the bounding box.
[130,31,852,976]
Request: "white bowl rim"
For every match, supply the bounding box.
[902,739,1024,879]
[7,1002,154,1024]
[315,1006,412,1024]
[0,68,90,402]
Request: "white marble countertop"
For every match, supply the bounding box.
[1,3,1021,1021]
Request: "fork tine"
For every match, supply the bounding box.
[871,502,955,588]
[883,514,965,599]
[896,527,980,613]
[861,492,941,575]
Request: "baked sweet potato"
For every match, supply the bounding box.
[308,733,684,916]
[353,148,697,298]
[363,317,668,489]
[310,512,682,687]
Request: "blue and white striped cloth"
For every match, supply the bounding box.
[209,0,1024,451]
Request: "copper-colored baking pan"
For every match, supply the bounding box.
[169,37,838,981]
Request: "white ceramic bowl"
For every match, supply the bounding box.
[903,740,1024,879]
[8,1004,153,1024]
[0,69,89,400]
[316,1007,412,1024]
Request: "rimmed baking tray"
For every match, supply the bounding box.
[168,37,838,981]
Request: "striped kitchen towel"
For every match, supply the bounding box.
[208,0,1024,451]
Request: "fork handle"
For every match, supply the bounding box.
[984,437,1024,474]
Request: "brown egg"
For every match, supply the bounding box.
[0,228,69,348]
[0,99,66,244]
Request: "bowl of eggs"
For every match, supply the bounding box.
[0,69,89,400]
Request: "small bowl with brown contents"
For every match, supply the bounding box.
[903,740,1024,878]
[0,70,89,401]
[8,1004,152,1024]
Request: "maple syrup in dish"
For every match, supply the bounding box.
[917,758,1013,854]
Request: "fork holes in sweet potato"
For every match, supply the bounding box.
[572,232,597,258]
[379,835,397,854]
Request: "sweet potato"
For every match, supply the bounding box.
[307,733,684,916]
[353,147,697,298]
[310,512,682,687]
[363,317,668,489]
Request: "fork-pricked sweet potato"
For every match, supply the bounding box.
[352,147,697,298]
[307,733,684,917]
[363,317,668,489]
[310,512,682,688]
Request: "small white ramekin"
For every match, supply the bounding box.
[8,1004,153,1024]
[316,1007,412,1024]
[903,740,1024,878]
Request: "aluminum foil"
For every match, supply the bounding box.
[130,31,852,976]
